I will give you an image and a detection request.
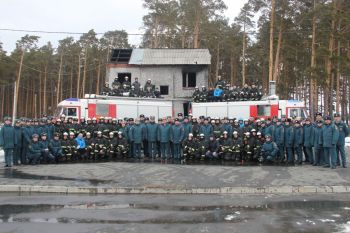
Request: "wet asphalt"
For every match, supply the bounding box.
[0,193,349,233]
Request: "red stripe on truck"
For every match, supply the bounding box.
[250,105,257,117]
[109,104,116,118]
[271,105,279,117]
[88,104,96,118]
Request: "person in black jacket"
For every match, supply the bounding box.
[206,135,219,159]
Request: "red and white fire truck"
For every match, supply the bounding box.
[191,98,308,119]
[56,94,307,120]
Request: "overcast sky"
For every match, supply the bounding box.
[0,0,247,53]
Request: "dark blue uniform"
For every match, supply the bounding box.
[322,122,339,168]
[0,123,17,167]
[303,123,314,163]
[334,121,349,167]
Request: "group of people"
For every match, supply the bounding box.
[101,77,161,98]
[0,112,348,169]
[193,77,263,102]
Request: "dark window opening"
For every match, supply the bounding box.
[110,49,132,63]
[160,86,169,95]
[257,105,271,116]
[117,73,132,84]
[182,72,197,88]
[183,103,189,116]
[67,108,77,117]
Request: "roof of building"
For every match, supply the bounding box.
[126,49,211,65]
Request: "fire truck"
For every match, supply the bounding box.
[56,94,307,120]
[55,94,188,120]
[191,98,308,119]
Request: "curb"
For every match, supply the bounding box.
[0,185,350,195]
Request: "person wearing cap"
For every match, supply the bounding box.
[241,119,252,135]
[265,118,275,141]
[219,131,233,161]
[39,133,55,163]
[130,118,146,159]
[22,119,34,164]
[192,87,201,103]
[125,118,135,157]
[144,79,154,93]
[27,134,41,165]
[260,134,279,163]
[191,118,200,138]
[86,118,97,138]
[67,132,77,161]
[334,113,349,168]
[199,86,208,102]
[232,131,243,161]
[177,113,184,122]
[101,82,111,95]
[13,120,23,165]
[107,132,118,159]
[182,133,197,161]
[60,132,71,161]
[322,116,339,169]
[49,133,63,163]
[243,131,256,162]
[199,118,213,141]
[116,131,129,158]
[315,112,323,122]
[260,121,268,137]
[85,132,95,160]
[129,85,138,97]
[0,116,16,167]
[313,120,324,166]
[221,118,233,138]
[274,119,285,162]
[284,118,295,165]
[158,118,171,160]
[94,131,107,160]
[170,118,185,160]
[123,76,131,91]
[48,118,56,141]
[139,115,149,158]
[181,117,192,141]
[146,116,158,159]
[132,77,141,92]
[212,119,222,139]
[293,120,304,165]
[196,133,208,160]
[232,120,242,137]
[117,119,128,139]
[303,118,314,164]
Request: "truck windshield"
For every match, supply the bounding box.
[54,107,63,117]
[289,108,308,119]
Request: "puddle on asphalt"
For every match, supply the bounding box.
[0,169,114,186]
[0,200,349,228]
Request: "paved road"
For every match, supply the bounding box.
[0,159,349,194]
[0,193,349,233]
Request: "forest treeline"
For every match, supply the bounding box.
[0,0,349,120]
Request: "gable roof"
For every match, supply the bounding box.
[128,49,211,65]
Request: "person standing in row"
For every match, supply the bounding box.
[0,117,17,167]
